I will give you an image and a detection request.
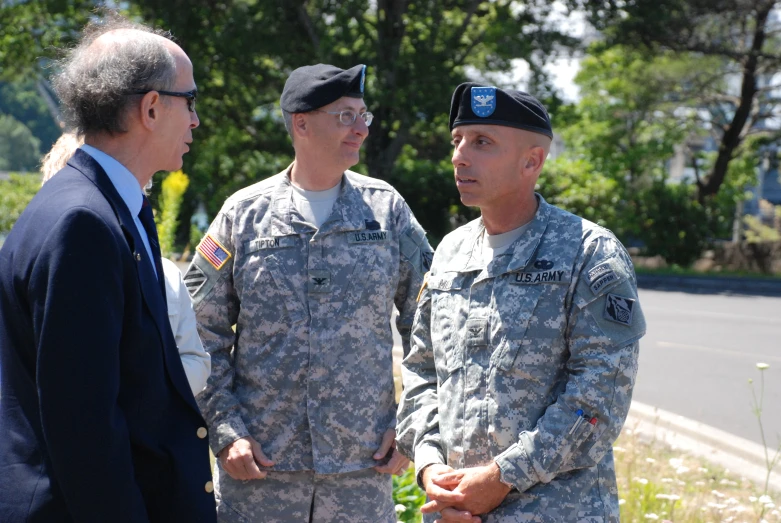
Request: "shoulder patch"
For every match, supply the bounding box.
[183,264,207,297]
[417,272,430,302]
[197,234,232,270]
[604,293,635,326]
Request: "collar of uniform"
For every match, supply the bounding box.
[317,172,372,235]
[499,194,551,275]
[269,166,370,236]
[268,165,301,236]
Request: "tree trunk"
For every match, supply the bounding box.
[697,1,773,201]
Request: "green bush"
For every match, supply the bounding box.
[0,173,40,235]
[393,467,426,523]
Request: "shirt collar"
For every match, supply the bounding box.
[80,144,144,217]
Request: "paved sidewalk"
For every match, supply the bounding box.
[627,401,781,493]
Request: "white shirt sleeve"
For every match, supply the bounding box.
[161,258,211,396]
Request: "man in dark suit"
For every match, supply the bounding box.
[0,14,216,523]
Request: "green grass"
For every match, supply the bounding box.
[390,425,781,523]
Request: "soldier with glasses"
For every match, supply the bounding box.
[187,64,433,522]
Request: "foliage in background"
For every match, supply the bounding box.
[0,173,40,235]
[153,170,190,259]
[393,467,426,523]
[574,0,781,203]
[545,44,758,265]
[0,0,578,244]
[0,114,41,172]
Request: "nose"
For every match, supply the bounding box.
[190,109,200,129]
[352,116,369,138]
[452,140,469,167]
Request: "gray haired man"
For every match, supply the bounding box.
[0,13,215,522]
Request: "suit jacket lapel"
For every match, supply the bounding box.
[67,150,201,413]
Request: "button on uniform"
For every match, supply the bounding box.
[205,481,214,493]
[197,427,207,439]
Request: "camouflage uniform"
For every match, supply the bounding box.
[187,166,432,522]
[396,195,646,522]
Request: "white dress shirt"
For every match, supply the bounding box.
[161,258,211,395]
[80,144,157,278]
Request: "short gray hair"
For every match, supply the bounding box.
[282,109,295,141]
[53,12,178,136]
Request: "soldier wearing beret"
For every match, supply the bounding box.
[396,83,646,522]
[187,64,433,522]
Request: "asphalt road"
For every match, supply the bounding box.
[635,289,781,448]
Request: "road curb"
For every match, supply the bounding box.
[627,401,781,493]
[636,274,781,296]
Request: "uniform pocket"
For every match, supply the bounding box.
[264,255,307,324]
[492,279,545,371]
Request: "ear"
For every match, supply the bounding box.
[292,113,309,140]
[139,91,163,131]
[522,146,546,176]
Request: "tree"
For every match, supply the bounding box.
[549,44,756,265]
[575,0,781,202]
[1,1,577,241]
[0,114,41,172]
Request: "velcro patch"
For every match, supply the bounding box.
[588,261,613,283]
[417,273,429,302]
[183,264,207,297]
[197,234,232,270]
[245,236,296,253]
[511,269,566,284]
[308,270,331,293]
[347,230,392,244]
[604,294,635,326]
[590,271,618,295]
[465,317,489,346]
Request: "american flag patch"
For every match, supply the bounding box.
[197,234,232,270]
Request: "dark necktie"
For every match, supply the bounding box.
[138,196,167,302]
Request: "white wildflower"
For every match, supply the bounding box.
[394,504,406,513]
[695,481,706,486]
[644,514,659,520]
[719,479,738,486]
[766,503,776,509]
[669,458,684,468]
[661,478,674,483]
[633,477,649,485]
[750,496,758,502]
[712,490,726,498]
[760,495,773,504]
[646,457,656,463]
[725,497,739,505]
[676,466,690,474]
[756,362,770,370]
[699,467,709,473]
[619,499,626,506]
[613,446,626,453]
[656,494,681,501]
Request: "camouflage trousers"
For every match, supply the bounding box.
[214,465,396,523]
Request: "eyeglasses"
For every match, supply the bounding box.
[311,109,373,127]
[129,89,198,112]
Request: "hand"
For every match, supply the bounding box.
[372,429,411,475]
[420,464,469,517]
[219,436,275,481]
[422,462,511,516]
[436,507,482,523]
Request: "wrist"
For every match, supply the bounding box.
[491,461,514,491]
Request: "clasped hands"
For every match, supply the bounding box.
[420,462,512,523]
[219,428,409,480]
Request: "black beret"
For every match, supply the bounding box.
[449,82,552,138]
[280,64,366,113]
